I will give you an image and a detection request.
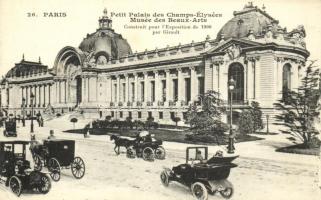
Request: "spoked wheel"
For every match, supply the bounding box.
[9,176,22,197]
[155,146,166,160]
[142,147,155,161]
[160,170,169,187]
[126,146,136,159]
[191,182,208,200]
[71,157,85,179]
[33,154,43,171]
[38,174,51,194]
[48,158,61,182]
[219,187,234,199]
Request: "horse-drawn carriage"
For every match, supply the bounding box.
[30,139,85,182]
[3,120,17,137]
[160,147,238,200]
[0,141,51,197]
[110,131,166,161]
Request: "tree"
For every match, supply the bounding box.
[172,116,181,127]
[274,61,320,148]
[186,90,227,135]
[238,101,264,134]
[249,101,264,131]
[70,118,78,129]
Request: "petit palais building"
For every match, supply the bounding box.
[0,4,309,127]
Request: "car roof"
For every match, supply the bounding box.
[0,140,30,145]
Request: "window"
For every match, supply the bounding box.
[122,83,126,102]
[183,112,188,121]
[131,82,135,101]
[170,112,175,120]
[120,111,123,118]
[151,81,155,102]
[173,79,178,101]
[162,80,166,101]
[228,63,244,104]
[111,111,114,117]
[138,111,142,119]
[128,111,132,118]
[185,78,191,102]
[148,111,152,118]
[159,112,163,119]
[140,82,144,102]
[198,77,205,96]
[282,64,292,103]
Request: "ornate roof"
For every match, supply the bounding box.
[216,2,284,40]
[78,9,132,61]
[5,56,48,78]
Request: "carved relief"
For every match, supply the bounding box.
[225,44,242,60]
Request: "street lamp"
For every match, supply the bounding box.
[22,97,25,127]
[30,93,35,133]
[227,77,236,154]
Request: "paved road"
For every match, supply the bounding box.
[0,129,319,200]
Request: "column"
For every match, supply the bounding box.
[190,66,197,101]
[134,73,138,102]
[61,80,66,103]
[87,77,90,102]
[58,81,61,103]
[154,71,159,102]
[165,69,171,102]
[38,85,42,107]
[34,86,37,106]
[116,75,120,103]
[26,86,29,106]
[143,72,148,102]
[177,68,184,102]
[106,76,111,103]
[125,74,129,103]
[48,84,51,104]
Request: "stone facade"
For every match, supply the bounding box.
[0,4,309,126]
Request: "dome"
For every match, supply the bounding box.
[216,3,283,40]
[78,9,132,61]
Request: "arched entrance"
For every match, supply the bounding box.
[228,62,244,104]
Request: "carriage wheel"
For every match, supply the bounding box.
[191,182,208,200]
[155,146,166,160]
[71,157,85,179]
[160,170,169,187]
[142,147,155,161]
[48,158,61,182]
[219,187,234,199]
[33,154,43,171]
[9,176,22,197]
[38,174,51,194]
[126,146,136,159]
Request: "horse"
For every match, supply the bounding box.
[110,135,135,155]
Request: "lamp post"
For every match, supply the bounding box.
[22,97,25,127]
[227,78,236,154]
[266,114,270,133]
[30,93,35,133]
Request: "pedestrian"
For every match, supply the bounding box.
[47,130,56,140]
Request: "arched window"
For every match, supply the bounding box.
[228,63,244,104]
[282,64,292,101]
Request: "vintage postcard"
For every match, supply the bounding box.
[0,0,320,199]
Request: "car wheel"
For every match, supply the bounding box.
[219,187,233,199]
[191,182,208,200]
[160,170,169,187]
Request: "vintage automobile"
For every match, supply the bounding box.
[160,147,238,200]
[0,141,51,197]
[3,120,17,137]
[126,131,166,161]
[30,139,85,182]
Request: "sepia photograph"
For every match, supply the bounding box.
[0,0,320,199]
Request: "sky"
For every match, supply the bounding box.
[0,0,320,76]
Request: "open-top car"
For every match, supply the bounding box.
[126,131,166,161]
[30,139,85,182]
[0,141,51,197]
[160,146,238,200]
[3,120,17,137]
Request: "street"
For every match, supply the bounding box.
[0,116,320,200]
